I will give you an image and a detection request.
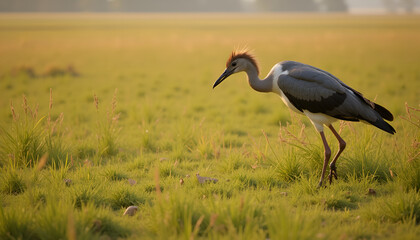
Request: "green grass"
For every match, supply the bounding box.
[1,170,26,195]
[0,13,420,239]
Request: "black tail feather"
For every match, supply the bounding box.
[373,103,394,121]
[370,118,396,135]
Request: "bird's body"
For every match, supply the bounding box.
[268,62,338,132]
[213,51,395,187]
[268,61,394,134]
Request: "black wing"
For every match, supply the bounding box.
[278,61,352,117]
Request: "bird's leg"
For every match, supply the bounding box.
[318,131,331,188]
[327,125,346,184]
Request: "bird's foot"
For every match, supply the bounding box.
[317,181,327,189]
[328,164,338,184]
[317,181,323,188]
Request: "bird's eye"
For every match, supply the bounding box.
[231,62,237,67]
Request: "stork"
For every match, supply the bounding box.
[213,51,395,187]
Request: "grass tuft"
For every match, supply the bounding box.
[1,170,26,195]
[394,103,420,191]
[266,204,321,240]
[0,96,46,168]
[103,168,128,181]
[148,192,210,239]
[0,207,36,240]
[73,185,101,209]
[322,193,358,211]
[382,190,420,224]
[211,196,265,236]
[46,88,69,167]
[77,204,130,238]
[341,129,391,183]
[27,189,48,208]
[396,158,420,191]
[1,91,70,169]
[273,150,307,183]
[94,90,120,158]
[35,202,71,240]
[109,188,143,210]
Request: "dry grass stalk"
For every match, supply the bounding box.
[262,129,278,161]
[276,111,308,146]
[191,215,205,240]
[209,214,218,229]
[247,134,266,161]
[398,103,420,163]
[10,101,17,121]
[47,88,52,127]
[33,104,39,120]
[22,95,28,115]
[49,88,53,110]
[111,89,117,116]
[66,211,76,240]
[407,151,420,163]
[400,102,419,128]
[20,95,39,120]
[278,122,307,146]
[49,113,64,135]
[154,167,161,198]
[36,153,48,171]
[109,88,120,125]
[239,196,244,212]
[46,89,64,134]
[93,94,99,111]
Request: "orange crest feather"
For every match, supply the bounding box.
[226,50,259,74]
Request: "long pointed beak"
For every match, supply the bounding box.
[213,69,234,89]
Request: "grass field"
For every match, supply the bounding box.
[0,13,419,239]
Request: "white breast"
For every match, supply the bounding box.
[269,63,301,114]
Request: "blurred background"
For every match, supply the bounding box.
[0,0,419,14]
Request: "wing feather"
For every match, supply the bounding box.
[278,61,348,113]
[275,61,394,133]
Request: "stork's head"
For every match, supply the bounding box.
[213,51,259,88]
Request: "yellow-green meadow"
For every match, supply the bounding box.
[1,14,419,239]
